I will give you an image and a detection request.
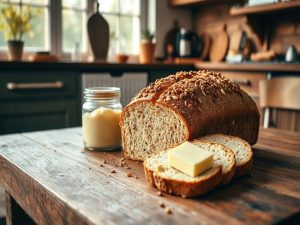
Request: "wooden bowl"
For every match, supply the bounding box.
[116,54,129,63]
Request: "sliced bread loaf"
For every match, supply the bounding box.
[121,71,260,161]
[198,134,253,177]
[143,142,235,197]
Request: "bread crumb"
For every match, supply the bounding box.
[99,164,104,167]
[103,160,107,164]
[127,173,132,177]
[159,202,166,208]
[164,208,172,215]
[111,170,116,173]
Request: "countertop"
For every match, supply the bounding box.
[1,60,300,73]
[0,61,194,73]
[0,127,299,225]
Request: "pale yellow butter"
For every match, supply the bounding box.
[82,107,122,149]
[168,142,213,177]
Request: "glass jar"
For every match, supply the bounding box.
[82,87,122,151]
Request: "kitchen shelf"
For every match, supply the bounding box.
[230,1,300,16]
[169,0,220,7]
[195,62,300,72]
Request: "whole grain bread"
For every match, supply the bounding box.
[143,141,235,197]
[198,134,253,177]
[120,70,259,161]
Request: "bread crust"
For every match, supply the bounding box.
[121,71,260,160]
[144,163,222,198]
[236,156,253,177]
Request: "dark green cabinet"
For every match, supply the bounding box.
[0,71,81,134]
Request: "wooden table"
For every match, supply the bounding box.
[0,128,299,225]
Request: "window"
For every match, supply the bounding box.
[62,0,87,53]
[99,0,141,55]
[0,0,143,57]
[0,0,49,51]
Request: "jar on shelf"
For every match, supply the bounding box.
[82,87,122,151]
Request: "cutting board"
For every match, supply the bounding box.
[209,26,229,62]
[199,33,211,60]
[87,3,109,60]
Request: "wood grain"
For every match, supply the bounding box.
[0,127,300,225]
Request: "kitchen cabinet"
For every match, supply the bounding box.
[0,61,193,135]
[0,71,81,134]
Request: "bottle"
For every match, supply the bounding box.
[82,87,123,151]
[72,42,81,61]
[178,28,191,57]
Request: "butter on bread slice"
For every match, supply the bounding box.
[168,141,213,177]
[143,141,235,198]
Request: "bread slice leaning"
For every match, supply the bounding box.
[143,142,235,197]
[198,134,253,177]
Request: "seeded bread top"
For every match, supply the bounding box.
[132,70,241,104]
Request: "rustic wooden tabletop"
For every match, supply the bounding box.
[0,128,299,225]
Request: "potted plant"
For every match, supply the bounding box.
[0,3,36,61]
[140,29,155,64]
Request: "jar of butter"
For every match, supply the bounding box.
[82,87,122,151]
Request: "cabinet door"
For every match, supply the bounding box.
[0,100,79,135]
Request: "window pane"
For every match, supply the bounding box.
[119,16,140,54]
[23,7,48,51]
[62,9,86,52]
[23,0,48,5]
[120,0,140,15]
[62,0,86,9]
[0,3,48,51]
[99,0,119,13]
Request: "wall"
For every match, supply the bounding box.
[155,0,192,58]
[269,11,300,54]
[192,2,300,55]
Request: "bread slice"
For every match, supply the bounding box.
[198,134,253,177]
[143,142,235,197]
[192,141,236,185]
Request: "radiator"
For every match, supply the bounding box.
[82,73,148,106]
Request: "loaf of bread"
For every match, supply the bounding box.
[120,70,259,161]
[143,141,235,197]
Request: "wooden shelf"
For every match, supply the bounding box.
[169,0,220,7]
[230,1,300,16]
[195,62,300,72]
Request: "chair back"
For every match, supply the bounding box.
[259,77,300,111]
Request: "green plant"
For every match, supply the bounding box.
[0,2,39,41]
[141,29,154,42]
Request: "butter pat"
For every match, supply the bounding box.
[168,142,213,177]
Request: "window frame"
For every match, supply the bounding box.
[0,0,147,60]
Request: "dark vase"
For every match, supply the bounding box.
[7,40,24,61]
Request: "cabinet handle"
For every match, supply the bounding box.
[231,79,252,87]
[7,81,64,90]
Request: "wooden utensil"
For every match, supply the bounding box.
[209,26,229,62]
[87,2,109,60]
[230,28,244,53]
[199,33,211,60]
